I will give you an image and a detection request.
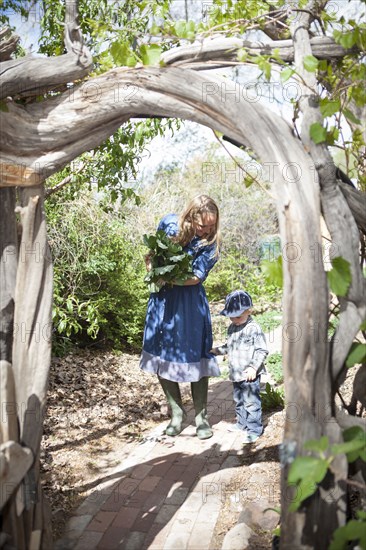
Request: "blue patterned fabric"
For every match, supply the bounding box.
[140,214,220,382]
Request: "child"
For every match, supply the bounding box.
[211,290,268,443]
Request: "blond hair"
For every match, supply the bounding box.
[175,195,220,254]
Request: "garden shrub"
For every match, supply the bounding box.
[205,248,282,310]
[46,195,149,354]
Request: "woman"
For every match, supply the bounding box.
[140,195,221,439]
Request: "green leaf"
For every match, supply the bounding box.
[343,426,366,462]
[331,439,365,456]
[346,343,366,368]
[174,19,187,38]
[303,436,329,453]
[156,237,169,250]
[318,59,328,71]
[154,264,176,275]
[326,256,352,297]
[310,122,327,144]
[243,175,254,188]
[280,67,295,83]
[325,126,340,145]
[343,426,365,441]
[303,55,319,72]
[330,517,366,550]
[339,31,357,49]
[288,456,328,485]
[342,426,366,463]
[110,41,137,67]
[143,229,193,288]
[168,254,187,262]
[288,456,328,511]
[288,478,318,512]
[140,44,162,66]
[320,98,341,117]
[143,234,156,248]
[343,108,361,125]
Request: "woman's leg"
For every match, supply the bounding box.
[159,377,186,436]
[191,376,213,439]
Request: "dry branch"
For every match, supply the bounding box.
[0,2,92,100]
[161,35,355,68]
[0,27,19,61]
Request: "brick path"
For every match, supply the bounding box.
[56,327,283,550]
[55,380,251,550]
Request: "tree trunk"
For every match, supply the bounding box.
[0,186,53,549]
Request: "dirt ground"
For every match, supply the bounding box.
[41,350,166,538]
[41,349,284,545]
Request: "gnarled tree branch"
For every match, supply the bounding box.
[0,1,92,100]
[0,27,19,61]
[161,35,356,69]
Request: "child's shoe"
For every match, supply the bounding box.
[242,432,260,444]
[227,423,247,432]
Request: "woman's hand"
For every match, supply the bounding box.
[144,252,153,272]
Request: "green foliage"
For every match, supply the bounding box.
[261,256,283,289]
[320,98,341,118]
[346,342,366,368]
[0,0,29,25]
[327,256,352,297]
[332,426,366,463]
[303,55,319,72]
[260,382,285,411]
[46,194,149,354]
[265,352,283,384]
[280,67,295,82]
[330,510,366,550]
[204,250,282,310]
[287,428,366,513]
[143,230,193,291]
[255,311,282,333]
[310,122,333,145]
[288,455,329,512]
[46,119,180,205]
[37,0,180,72]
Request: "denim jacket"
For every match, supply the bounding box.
[216,316,268,382]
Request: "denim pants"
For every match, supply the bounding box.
[233,377,263,436]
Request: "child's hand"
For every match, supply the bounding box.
[245,367,257,381]
[210,347,219,355]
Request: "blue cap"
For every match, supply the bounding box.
[220,290,253,317]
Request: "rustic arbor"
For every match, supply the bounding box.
[0,0,365,548]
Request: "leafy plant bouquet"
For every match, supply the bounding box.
[143,230,194,292]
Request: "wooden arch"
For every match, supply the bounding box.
[1,4,365,548]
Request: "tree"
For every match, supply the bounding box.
[0,0,365,548]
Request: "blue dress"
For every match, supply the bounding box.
[140,214,221,382]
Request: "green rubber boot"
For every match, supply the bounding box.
[159,377,186,436]
[191,377,213,440]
